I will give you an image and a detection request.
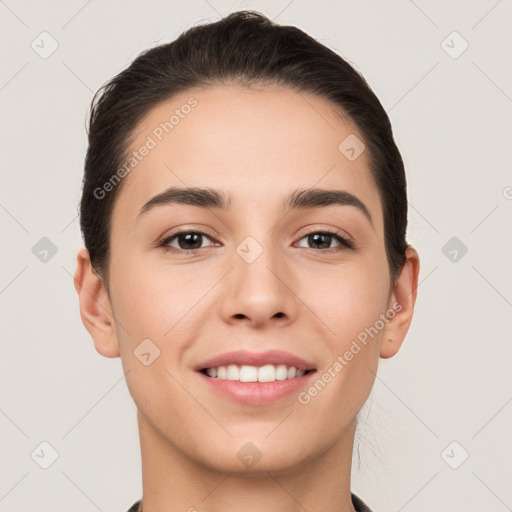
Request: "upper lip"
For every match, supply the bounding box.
[195,350,316,372]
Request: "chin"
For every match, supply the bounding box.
[188,435,318,476]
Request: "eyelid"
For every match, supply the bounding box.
[294,225,356,247]
[159,225,219,241]
[158,225,356,254]
[157,228,219,252]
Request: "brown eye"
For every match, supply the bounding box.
[296,231,353,250]
[160,231,216,252]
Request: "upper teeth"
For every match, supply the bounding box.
[205,364,307,382]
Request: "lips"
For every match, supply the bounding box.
[194,350,317,405]
[194,349,316,372]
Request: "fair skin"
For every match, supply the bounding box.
[74,85,419,512]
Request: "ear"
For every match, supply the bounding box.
[74,248,120,358]
[380,246,420,359]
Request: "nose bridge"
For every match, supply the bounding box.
[236,233,285,300]
[220,231,295,326]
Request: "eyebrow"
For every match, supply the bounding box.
[138,186,372,225]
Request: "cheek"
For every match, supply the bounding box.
[294,251,390,408]
[109,259,195,343]
[293,267,389,438]
[108,259,202,420]
[298,255,390,345]
[108,254,223,382]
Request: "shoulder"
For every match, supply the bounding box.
[127,495,372,512]
[126,499,141,512]
[352,493,374,512]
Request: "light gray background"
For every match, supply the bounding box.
[1,1,511,511]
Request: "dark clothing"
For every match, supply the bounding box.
[127,493,373,511]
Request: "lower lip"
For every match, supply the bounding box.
[197,371,317,405]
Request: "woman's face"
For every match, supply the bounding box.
[102,84,404,473]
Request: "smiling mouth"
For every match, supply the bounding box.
[199,364,316,382]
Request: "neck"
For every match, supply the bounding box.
[136,410,358,512]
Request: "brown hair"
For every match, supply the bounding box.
[80,10,408,287]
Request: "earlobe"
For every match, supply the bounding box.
[74,248,120,358]
[380,246,420,359]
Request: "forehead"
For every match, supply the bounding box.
[114,84,382,224]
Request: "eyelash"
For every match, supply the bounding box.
[157,228,355,254]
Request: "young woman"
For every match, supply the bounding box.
[74,11,419,512]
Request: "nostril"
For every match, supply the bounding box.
[274,312,284,318]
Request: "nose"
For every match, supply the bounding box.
[219,241,298,329]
